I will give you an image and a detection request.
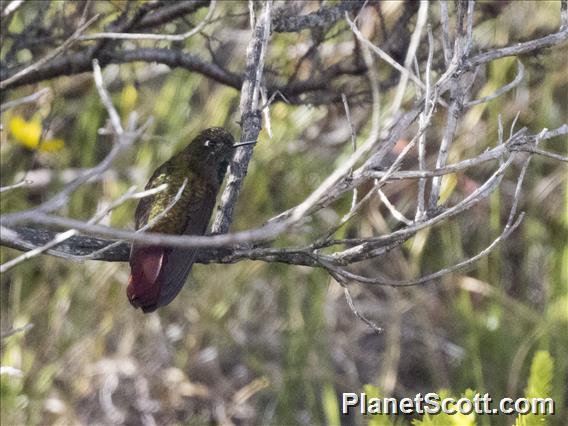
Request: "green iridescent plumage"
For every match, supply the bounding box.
[127,127,237,312]
[134,127,236,235]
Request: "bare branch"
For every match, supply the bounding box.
[466,60,525,107]
[390,0,429,114]
[345,12,426,93]
[468,28,568,68]
[211,0,272,234]
[92,59,124,135]
[0,87,50,112]
[416,25,434,220]
[341,93,358,211]
[439,0,453,66]
[0,179,33,193]
[272,1,364,33]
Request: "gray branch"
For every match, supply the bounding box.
[211,1,272,234]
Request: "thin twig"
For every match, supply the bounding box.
[431,3,478,207]
[0,179,33,193]
[439,0,452,66]
[0,87,50,112]
[416,25,434,220]
[466,60,525,107]
[341,93,358,211]
[1,323,33,340]
[92,59,124,136]
[1,0,24,18]
[377,188,413,226]
[390,0,429,114]
[345,12,426,92]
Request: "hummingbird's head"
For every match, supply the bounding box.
[188,127,256,183]
[190,127,236,164]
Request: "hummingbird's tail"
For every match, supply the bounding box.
[127,246,164,313]
[127,246,196,313]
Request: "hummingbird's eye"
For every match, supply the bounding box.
[204,140,211,147]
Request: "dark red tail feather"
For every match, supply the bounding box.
[127,246,165,313]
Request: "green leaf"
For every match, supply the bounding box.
[515,350,554,426]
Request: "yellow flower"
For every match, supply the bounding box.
[8,115,64,152]
[120,84,138,118]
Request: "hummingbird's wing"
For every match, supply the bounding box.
[156,182,218,308]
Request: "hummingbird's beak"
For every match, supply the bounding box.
[232,140,257,148]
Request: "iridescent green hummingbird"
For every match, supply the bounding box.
[127,127,254,313]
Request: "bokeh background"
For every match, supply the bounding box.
[1,1,567,425]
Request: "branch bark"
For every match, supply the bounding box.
[211,1,272,234]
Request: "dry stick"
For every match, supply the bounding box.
[0,14,100,89]
[439,0,452,66]
[259,86,272,139]
[79,0,216,41]
[390,0,429,115]
[512,146,568,162]
[416,25,434,220]
[468,28,568,68]
[345,13,426,93]
[0,179,33,193]
[211,0,272,235]
[92,59,124,135]
[342,279,384,334]
[509,110,521,140]
[463,0,476,57]
[0,323,33,340]
[0,87,50,112]
[466,60,525,107]
[248,0,256,30]
[377,189,412,225]
[341,93,358,212]
[1,0,24,18]
[429,1,478,209]
[323,252,384,334]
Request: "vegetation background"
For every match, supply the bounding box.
[1,1,566,425]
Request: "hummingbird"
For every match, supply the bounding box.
[127,127,254,313]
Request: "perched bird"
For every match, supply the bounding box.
[127,127,254,313]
